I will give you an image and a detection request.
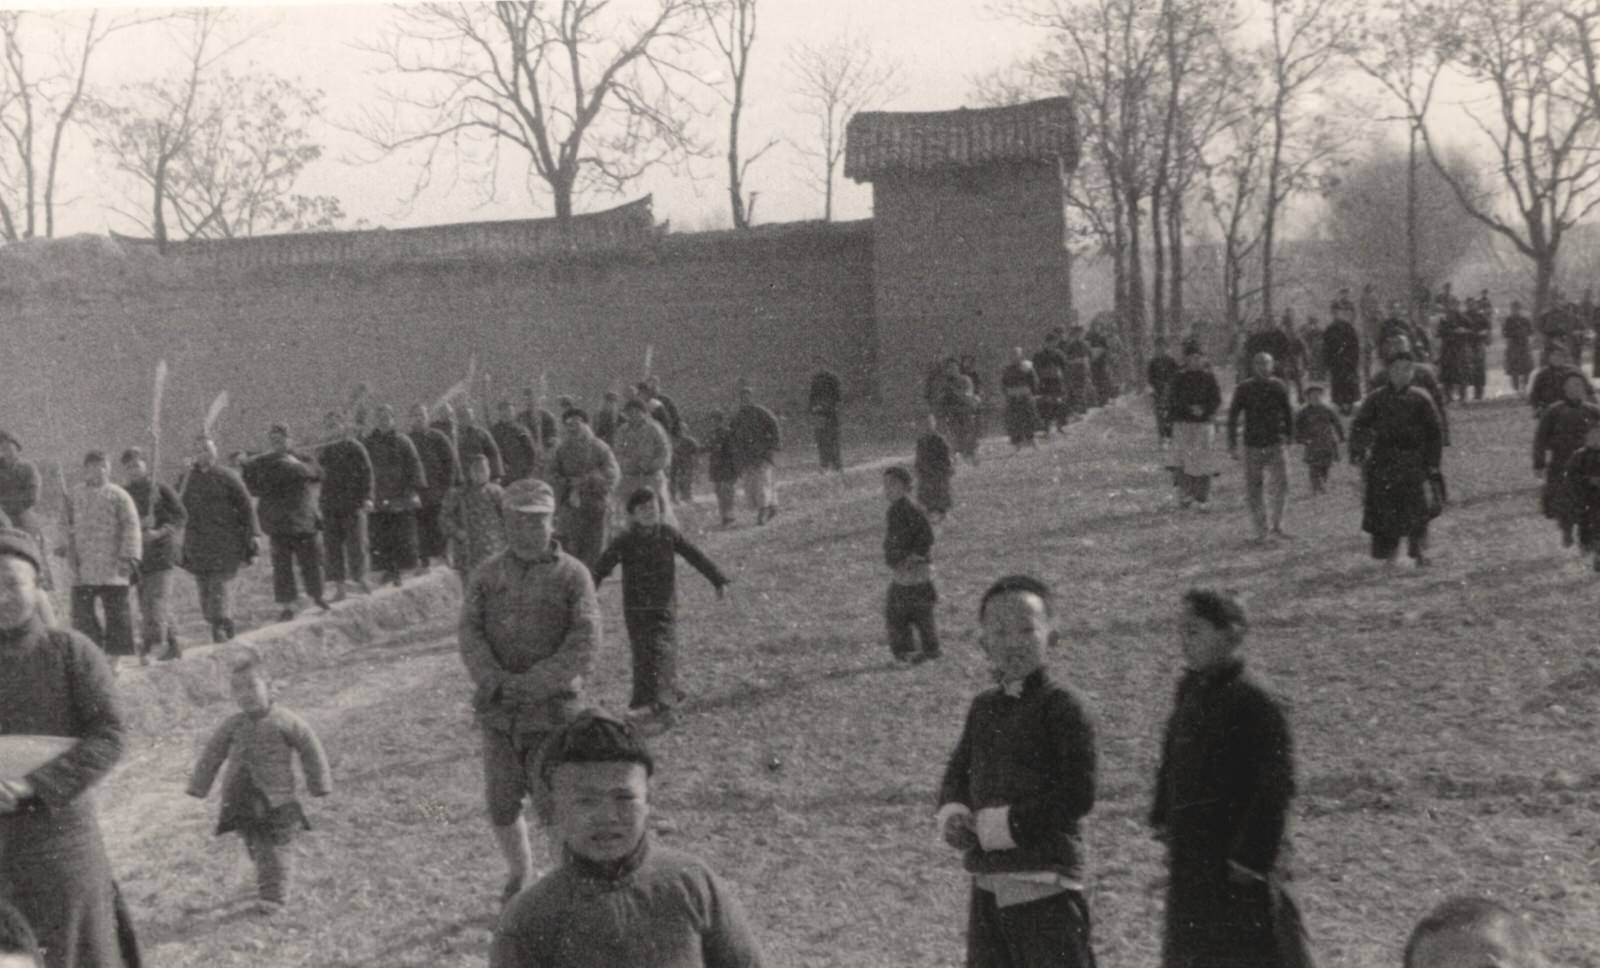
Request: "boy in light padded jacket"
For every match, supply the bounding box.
[187,655,332,915]
[937,574,1098,968]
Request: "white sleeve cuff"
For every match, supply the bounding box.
[934,802,972,840]
[976,806,1017,851]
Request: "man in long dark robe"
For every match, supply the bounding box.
[1350,352,1444,568]
[364,405,426,586]
[807,366,844,472]
[0,528,137,968]
[1321,313,1362,416]
[409,403,459,570]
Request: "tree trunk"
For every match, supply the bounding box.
[1151,184,1167,343]
[728,77,749,230]
[153,155,168,253]
[1406,123,1420,330]
[1534,248,1554,321]
[1169,194,1185,331]
[1262,95,1286,327]
[1112,193,1128,325]
[1125,188,1148,369]
[553,171,575,229]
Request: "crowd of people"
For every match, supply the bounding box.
[0,282,1582,968]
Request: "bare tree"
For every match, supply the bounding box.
[1257,0,1359,325]
[354,1,707,227]
[1415,0,1600,318]
[87,10,243,249]
[787,36,900,221]
[697,0,775,229]
[0,10,161,240]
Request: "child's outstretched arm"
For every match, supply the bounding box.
[282,712,333,797]
[671,529,730,594]
[186,716,240,799]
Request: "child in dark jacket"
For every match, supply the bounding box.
[914,415,955,522]
[883,467,940,663]
[704,411,740,527]
[187,655,332,915]
[1565,422,1600,572]
[592,489,730,734]
[937,574,1098,968]
[1294,385,1345,494]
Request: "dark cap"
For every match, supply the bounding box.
[539,710,654,784]
[1182,338,1204,357]
[502,478,556,514]
[119,447,145,466]
[268,423,290,438]
[0,528,42,572]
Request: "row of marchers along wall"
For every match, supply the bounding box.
[0,213,877,480]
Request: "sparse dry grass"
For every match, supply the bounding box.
[98,395,1600,967]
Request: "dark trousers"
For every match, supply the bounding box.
[416,502,449,563]
[1178,473,1213,505]
[886,582,940,658]
[814,411,843,471]
[670,457,696,503]
[243,828,293,904]
[1371,525,1428,561]
[322,509,368,584]
[269,532,324,604]
[968,888,1096,968]
[1307,462,1331,494]
[369,510,420,575]
[624,607,679,711]
[70,585,136,656]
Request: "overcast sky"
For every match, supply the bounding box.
[20,0,1495,239]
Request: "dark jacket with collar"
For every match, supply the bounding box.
[1227,377,1295,449]
[938,668,1097,883]
[591,524,728,612]
[317,438,375,517]
[243,451,321,536]
[121,477,188,573]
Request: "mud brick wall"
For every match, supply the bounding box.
[868,161,1074,411]
[1,222,875,476]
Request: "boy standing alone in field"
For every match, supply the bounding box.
[490,713,766,968]
[882,467,940,664]
[592,489,730,736]
[186,656,332,915]
[936,574,1098,968]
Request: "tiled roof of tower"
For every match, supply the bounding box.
[844,97,1077,182]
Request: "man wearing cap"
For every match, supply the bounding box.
[612,401,677,530]
[1372,335,1452,447]
[490,713,765,968]
[118,448,187,662]
[364,405,427,586]
[459,477,601,903]
[549,411,620,572]
[0,433,51,597]
[0,527,139,968]
[242,424,328,622]
[316,411,374,602]
[492,401,542,485]
[1350,351,1445,569]
[62,453,141,668]
[176,435,257,643]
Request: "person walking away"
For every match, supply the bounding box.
[1228,353,1296,542]
[1564,422,1600,572]
[493,401,542,485]
[592,489,730,736]
[442,452,506,579]
[459,479,600,904]
[548,411,620,572]
[1167,340,1223,510]
[1466,297,1493,401]
[1321,311,1363,417]
[1350,352,1444,569]
[186,655,332,916]
[1301,318,1326,384]
[914,415,955,522]
[490,713,766,968]
[1293,386,1344,496]
[409,403,459,570]
[1532,374,1600,549]
[118,448,186,662]
[937,574,1098,968]
[1150,588,1314,968]
[1503,301,1536,395]
[611,401,677,531]
[0,529,140,968]
[242,424,327,621]
[316,410,374,601]
[704,412,740,528]
[62,452,141,668]
[728,385,782,525]
[669,426,699,505]
[1061,327,1095,418]
[881,467,940,664]
[177,434,257,642]
[1148,338,1180,448]
[808,364,845,472]
[364,405,427,586]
